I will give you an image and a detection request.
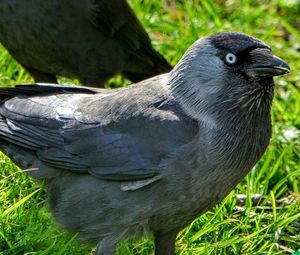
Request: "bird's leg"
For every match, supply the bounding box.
[154,230,178,255]
[79,77,106,88]
[95,236,117,255]
[21,64,58,84]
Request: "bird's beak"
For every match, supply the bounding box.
[245,48,290,77]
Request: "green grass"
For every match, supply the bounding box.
[0,0,299,254]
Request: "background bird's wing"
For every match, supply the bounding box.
[87,0,147,50]
[87,0,172,81]
[0,83,197,181]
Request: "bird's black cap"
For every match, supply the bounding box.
[209,32,271,54]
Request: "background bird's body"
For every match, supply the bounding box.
[0,0,171,86]
[0,33,289,254]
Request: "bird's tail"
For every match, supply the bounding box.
[122,46,172,83]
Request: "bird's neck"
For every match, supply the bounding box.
[171,78,274,170]
[201,84,273,172]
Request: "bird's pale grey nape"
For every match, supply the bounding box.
[0,32,289,255]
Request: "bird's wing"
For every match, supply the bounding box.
[0,83,197,181]
[0,83,98,102]
[86,0,172,80]
[87,0,148,50]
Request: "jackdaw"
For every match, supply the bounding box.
[0,0,171,86]
[0,32,289,254]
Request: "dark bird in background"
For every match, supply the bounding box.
[0,0,172,87]
[0,32,289,254]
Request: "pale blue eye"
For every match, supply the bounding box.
[225,53,237,65]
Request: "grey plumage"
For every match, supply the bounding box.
[0,0,172,86]
[0,32,290,254]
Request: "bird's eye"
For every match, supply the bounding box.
[224,53,237,65]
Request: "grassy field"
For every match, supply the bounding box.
[0,0,299,254]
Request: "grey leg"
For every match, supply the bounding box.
[154,230,178,255]
[96,236,117,255]
[79,77,106,88]
[22,64,58,83]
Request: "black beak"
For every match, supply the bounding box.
[246,49,290,77]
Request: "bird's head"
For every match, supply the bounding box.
[169,32,290,124]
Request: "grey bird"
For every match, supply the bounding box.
[0,0,172,86]
[0,32,290,254]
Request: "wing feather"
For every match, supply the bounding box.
[0,84,197,182]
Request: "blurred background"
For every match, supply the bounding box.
[0,1,299,254]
